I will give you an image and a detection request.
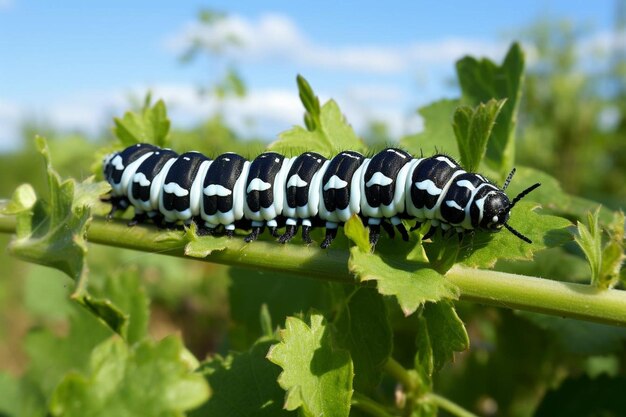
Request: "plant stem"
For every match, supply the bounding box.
[425,393,479,417]
[1,214,626,326]
[383,357,416,391]
[351,392,398,417]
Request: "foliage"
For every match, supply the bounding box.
[0,37,625,417]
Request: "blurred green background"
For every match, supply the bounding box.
[1,6,626,417]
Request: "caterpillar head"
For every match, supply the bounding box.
[480,169,541,243]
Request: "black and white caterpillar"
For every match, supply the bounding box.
[102,143,540,248]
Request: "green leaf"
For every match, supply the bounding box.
[422,300,469,371]
[1,183,36,215]
[270,98,365,156]
[50,336,209,417]
[343,215,370,253]
[228,267,332,351]
[349,248,459,316]
[423,228,461,274]
[25,305,113,399]
[599,211,625,289]
[191,339,294,417]
[8,137,91,283]
[183,222,230,257]
[335,288,393,391]
[86,268,150,344]
[460,202,572,268]
[414,316,434,389]
[296,74,322,131]
[113,99,171,147]
[535,375,626,417]
[267,314,353,417]
[456,43,525,178]
[574,208,602,286]
[452,99,506,172]
[399,99,459,157]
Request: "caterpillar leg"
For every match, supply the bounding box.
[320,222,338,249]
[244,221,265,243]
[301,219,312,244]
[267,219,280,237]
[410,221,422,231]
[279,224,298,244]
[423,226,437,240]
[381,221,395,239]
[367,218,381,248]
[197,222,218,236]
[225,224,235,238]
[390,216,409,241]
[128,212,148,227]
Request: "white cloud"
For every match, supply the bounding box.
[0,0,13,11]
[164,13,507,74]
[0,81,426,153]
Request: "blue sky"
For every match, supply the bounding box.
[0,0,620,151]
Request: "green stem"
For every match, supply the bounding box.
[425,393,479,417]
[1,215,626,326]
[383,357,416,391]
[351,392,398,417]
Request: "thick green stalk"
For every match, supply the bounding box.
[1,215,626,326]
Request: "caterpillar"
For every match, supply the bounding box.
[102,143,540,248]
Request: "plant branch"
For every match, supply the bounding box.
[351,392,398,417]
[425,393,480,417]
[1,214,626,326]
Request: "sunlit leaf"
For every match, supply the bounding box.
[191,339,293,417]
[349,248,458,316]
[456,43,525,179]
[113,99,171,148]
[267,314,353,417]
[50,336,209,417]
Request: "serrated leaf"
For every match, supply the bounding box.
[335,288,392,391]
[456,43,524,178]
[228,267,332,350]
[86,268,150,344]
[423,228,461,274]
[423,300,469,371]
[72,177,111,210]
[460,202,572,268]
[399,99,459,157]
[183,222,230,257]
[453,99,506,172]
[113,99,171,147]
[574,208,602,286]
[599,211,625,289]
[296,75,321,131]
[343,215,370,253]
[270,99,365,156]
[349,248,459,316]
[191,339,294,417]
[9,137,91,283]
[50,336,209,417]
[267,314,353,417]
[399,100,459,157]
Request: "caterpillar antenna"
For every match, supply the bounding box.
[504,223,532,243]
[510,183,541,209]
[503,168,516,190]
